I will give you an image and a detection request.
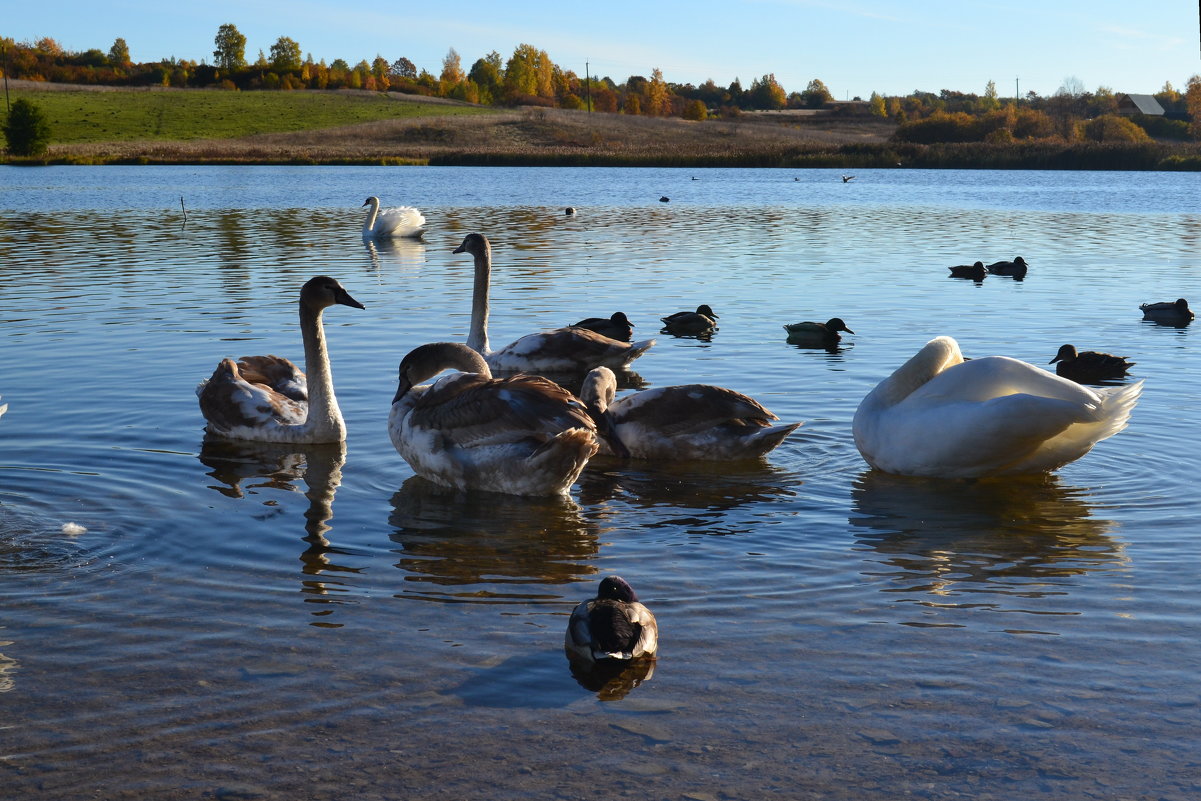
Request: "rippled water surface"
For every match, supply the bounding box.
[1,165,1199,800]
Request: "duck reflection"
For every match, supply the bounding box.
[566,654,656,701]
[363,236,427,273]
[197,438,356,589]
[387,476,600,602]
[849,470,1122,601]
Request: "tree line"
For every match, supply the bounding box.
[2,26,1200,142]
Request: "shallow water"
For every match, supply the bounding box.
[1,165,1199,800]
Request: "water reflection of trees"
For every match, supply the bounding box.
[197,438,358,605]
[386,476,600,602]
[849,470,1123,606]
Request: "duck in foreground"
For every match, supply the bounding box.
[784,317,855,347]
[1049,344,1134,384]
[986,256,1028,277]
[571,311,634,342]
[565,576,658,664]
[852,336,1142,478]
[388,342,599,496]
[948,261,987,280]
[198,276,364,444]
[580,366,801,460]
[453,233,654,373]
[661,305,718,335]
[362,196,426,239]
[1139,298,1193,324]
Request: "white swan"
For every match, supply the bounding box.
[580,366,801,460]
[453,233,655,373]
[362,196,426,239]
[197,276,364,443]
[852,336,1142,478]
[387,341,600,496]
[565,576,658,664]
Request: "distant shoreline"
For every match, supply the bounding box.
[4,82,1198,170]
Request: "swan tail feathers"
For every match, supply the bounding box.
[1094,379,1143,441]
[524,427,599,493]
[747,421,803,456]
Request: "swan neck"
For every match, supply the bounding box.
[363,200,379,233]
[299,300,344,438]
[466,247,491,356]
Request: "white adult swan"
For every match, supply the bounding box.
[362,196,426,239]
[453,233,655,373]
[387,341,600,496]
[197,276,364,443]
[580,366,801,460]
[852,336,1142,478]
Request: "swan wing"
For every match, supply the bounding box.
[611,384,779,433]
[234,355,307,401]
[491,328,654,372]
[374,206,426,238]
[405,372,595,447]
[198,358,307,433]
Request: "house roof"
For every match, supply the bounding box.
[1120,94,1165,115]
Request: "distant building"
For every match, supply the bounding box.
[1117,94,1165,116]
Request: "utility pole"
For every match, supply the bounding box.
[585,61,592,113]
[1015,76,1020,105]
[2,40,10,113]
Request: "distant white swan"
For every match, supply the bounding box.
[197,276,364,443]
[580,366,801,460]
[388,341,600,496]
[453,233,654,373]
[852,336,1142,478]
[362,196,426,239]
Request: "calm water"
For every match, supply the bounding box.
[1,165,1199,800]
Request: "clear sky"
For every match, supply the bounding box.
[5,1,1199,99]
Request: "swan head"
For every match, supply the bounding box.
[392,342,491,404]
[363,196,381,208]
[825,317,854,334]
[301,276,365,312]
[597,575,640,603]
[452,232,490,259]
[579,366,618,414]
[1049,344,1078,365]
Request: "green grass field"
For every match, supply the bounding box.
[12,88,493,144]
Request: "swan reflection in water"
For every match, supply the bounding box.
[387,476,600,602]
[363,236,427,274]
[198,438,357,611]
[849,471,1122,622]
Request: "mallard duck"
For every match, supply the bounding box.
[197,276,364,444]
[453,233,654,373]
[362,196,426,239]
[852,336,1142,477]
[579,366,800,460]
[565,576,658,663]
[986,256,1028,277]
[1049,344,1134,384]
[1139,298,1193,324]
[571,312,634,342]
[387,341,599,496]
[948,261,987,280]
[783,317,855,347]
[661,305,717,335]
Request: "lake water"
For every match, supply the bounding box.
[1,165,1199,800]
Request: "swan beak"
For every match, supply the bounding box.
[392,377,413,405]
[336,288,365,310]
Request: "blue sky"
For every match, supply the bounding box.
[6,1,1198,99]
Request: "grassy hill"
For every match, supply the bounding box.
[3,83,1197,170]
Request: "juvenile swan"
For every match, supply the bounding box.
[198,276,364,444]
[580,366,801,460]
[453,233,654,373]
[852,336,1142,478]
[387,342,600,496]
[362,196,426,239]
[565,576,658,664]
